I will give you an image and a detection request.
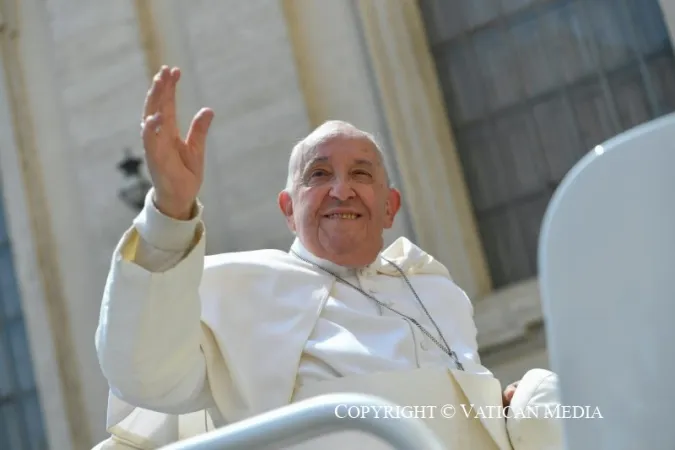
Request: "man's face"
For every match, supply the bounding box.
[278,134,401,267]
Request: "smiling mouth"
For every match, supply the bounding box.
[323,213,362,220]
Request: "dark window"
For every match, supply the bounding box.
[420,0,675,287]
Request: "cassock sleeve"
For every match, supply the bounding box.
[95,189,215,414]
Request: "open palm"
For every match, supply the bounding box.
[141,66,214,220]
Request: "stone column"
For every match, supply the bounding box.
[350,0,492,298]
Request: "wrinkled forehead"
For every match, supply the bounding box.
[291,131,383,174]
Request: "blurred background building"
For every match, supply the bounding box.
[0,0,674,448]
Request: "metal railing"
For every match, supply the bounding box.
[160,393,445,450]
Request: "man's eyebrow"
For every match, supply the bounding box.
[353,159,376,167]
[300,156,327,175]
[305,156,329,166]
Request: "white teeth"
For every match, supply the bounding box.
[328,213,358,219]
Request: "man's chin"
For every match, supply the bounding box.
[319,221,363,234]
[320,235,378,258]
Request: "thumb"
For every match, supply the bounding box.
[186,107,215,153]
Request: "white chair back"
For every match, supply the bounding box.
[539,113,675,450]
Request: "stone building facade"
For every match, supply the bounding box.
[0,0,674,448]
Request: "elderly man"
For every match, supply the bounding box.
[94,66,563,449]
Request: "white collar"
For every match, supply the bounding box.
[289,236,451,279]
[289,238,365,277]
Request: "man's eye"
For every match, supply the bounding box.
[353,171,372,178]
[310,170,329,178]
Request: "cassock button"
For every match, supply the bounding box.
[420,341,429,351]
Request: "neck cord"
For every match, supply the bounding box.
[290,250,464,371]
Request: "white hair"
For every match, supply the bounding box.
[284,120,391,194]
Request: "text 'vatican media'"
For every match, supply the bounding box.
[334,404,603,420]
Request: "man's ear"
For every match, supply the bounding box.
[384,188,401,229]
[278,190,296,231]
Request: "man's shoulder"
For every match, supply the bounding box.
[199,248,323,293]
[204,248,294,270]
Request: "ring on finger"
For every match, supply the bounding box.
[140,119,161,135]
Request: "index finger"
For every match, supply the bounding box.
[142,66,170,121]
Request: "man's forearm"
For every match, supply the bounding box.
[96,190,214,413]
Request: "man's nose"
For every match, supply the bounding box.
[329,178,355,201]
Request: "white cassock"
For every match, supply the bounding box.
[93,190,563,450]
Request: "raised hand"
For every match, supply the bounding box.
[141,66,214,220]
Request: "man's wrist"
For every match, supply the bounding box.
[153,193,197,221]
[133,188,203,252]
